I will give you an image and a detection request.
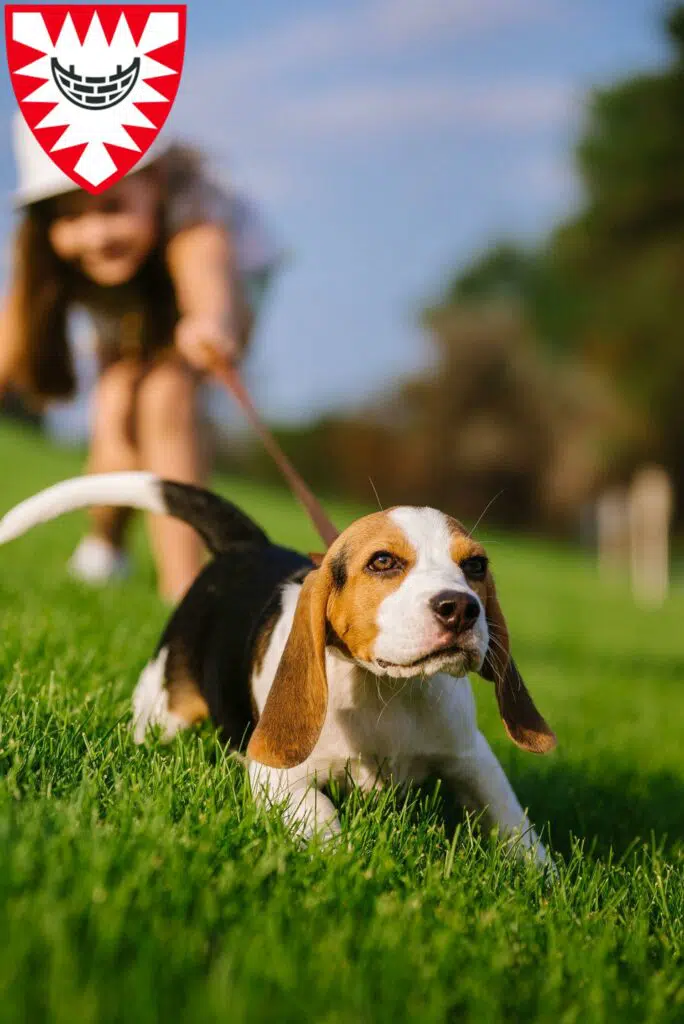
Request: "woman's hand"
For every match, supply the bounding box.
[174,314,239,371]
[167,223,246,372]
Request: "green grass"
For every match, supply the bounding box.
[0,419,683,1023]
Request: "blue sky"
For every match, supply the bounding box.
[1,0,672,423]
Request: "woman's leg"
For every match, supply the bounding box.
[70,359,141,583]
[135,356,207,603]
[85,359,141,547]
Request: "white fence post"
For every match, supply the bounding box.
[628,465,673,607]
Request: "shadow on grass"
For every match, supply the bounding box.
[371,760,684,864]
[507,759,684,860]
[201,727,684,863]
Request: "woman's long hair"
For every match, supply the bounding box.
[10,146,205,402]
[13,199,76,400]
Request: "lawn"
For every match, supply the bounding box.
[0,418,682,1023]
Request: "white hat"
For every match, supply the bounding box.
[12,111,162,208]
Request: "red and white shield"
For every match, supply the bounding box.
[5,4,186,193]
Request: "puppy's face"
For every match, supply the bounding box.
[326,508,489,680]
[248,506,555,769]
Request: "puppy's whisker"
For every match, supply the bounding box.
[487,632,507,653]
[376,675,413,726]
[487,644,506,673]
[484,634,508,681]
[368,477,384,513]
[468,490,505,538]
[488,634,508,661]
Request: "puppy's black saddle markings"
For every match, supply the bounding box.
[159,482,313,745]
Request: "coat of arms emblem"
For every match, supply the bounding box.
[5,5,186,193]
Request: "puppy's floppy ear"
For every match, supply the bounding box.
[247,567,331,769]
[479,573,556,754]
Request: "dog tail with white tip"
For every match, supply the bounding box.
[0,472,268,555]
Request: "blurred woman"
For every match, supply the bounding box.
[0,114,281,602]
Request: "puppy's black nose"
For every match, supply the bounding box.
[429,590,480,631]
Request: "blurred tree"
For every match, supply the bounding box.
[445,242,583,357]
[221,5,684,531]
[400,302,627,528]
[223,300,626,533]
[429,4,684,496]
[552,4,684,470]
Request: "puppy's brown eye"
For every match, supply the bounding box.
[367,551,402,573]
[460,556,488,580]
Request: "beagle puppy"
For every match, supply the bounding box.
[0,473,556,865]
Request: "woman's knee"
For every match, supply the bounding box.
[91,360,139,440]
[136,358,198,435]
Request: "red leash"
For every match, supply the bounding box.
[208,352,339,550]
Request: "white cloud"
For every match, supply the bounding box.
[166,1,571,204]
[171,69,574,166]
[184,0,551,87]
[277,79,574,138]
[363,0,550,51]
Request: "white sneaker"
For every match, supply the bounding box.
[68,536,131,585]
